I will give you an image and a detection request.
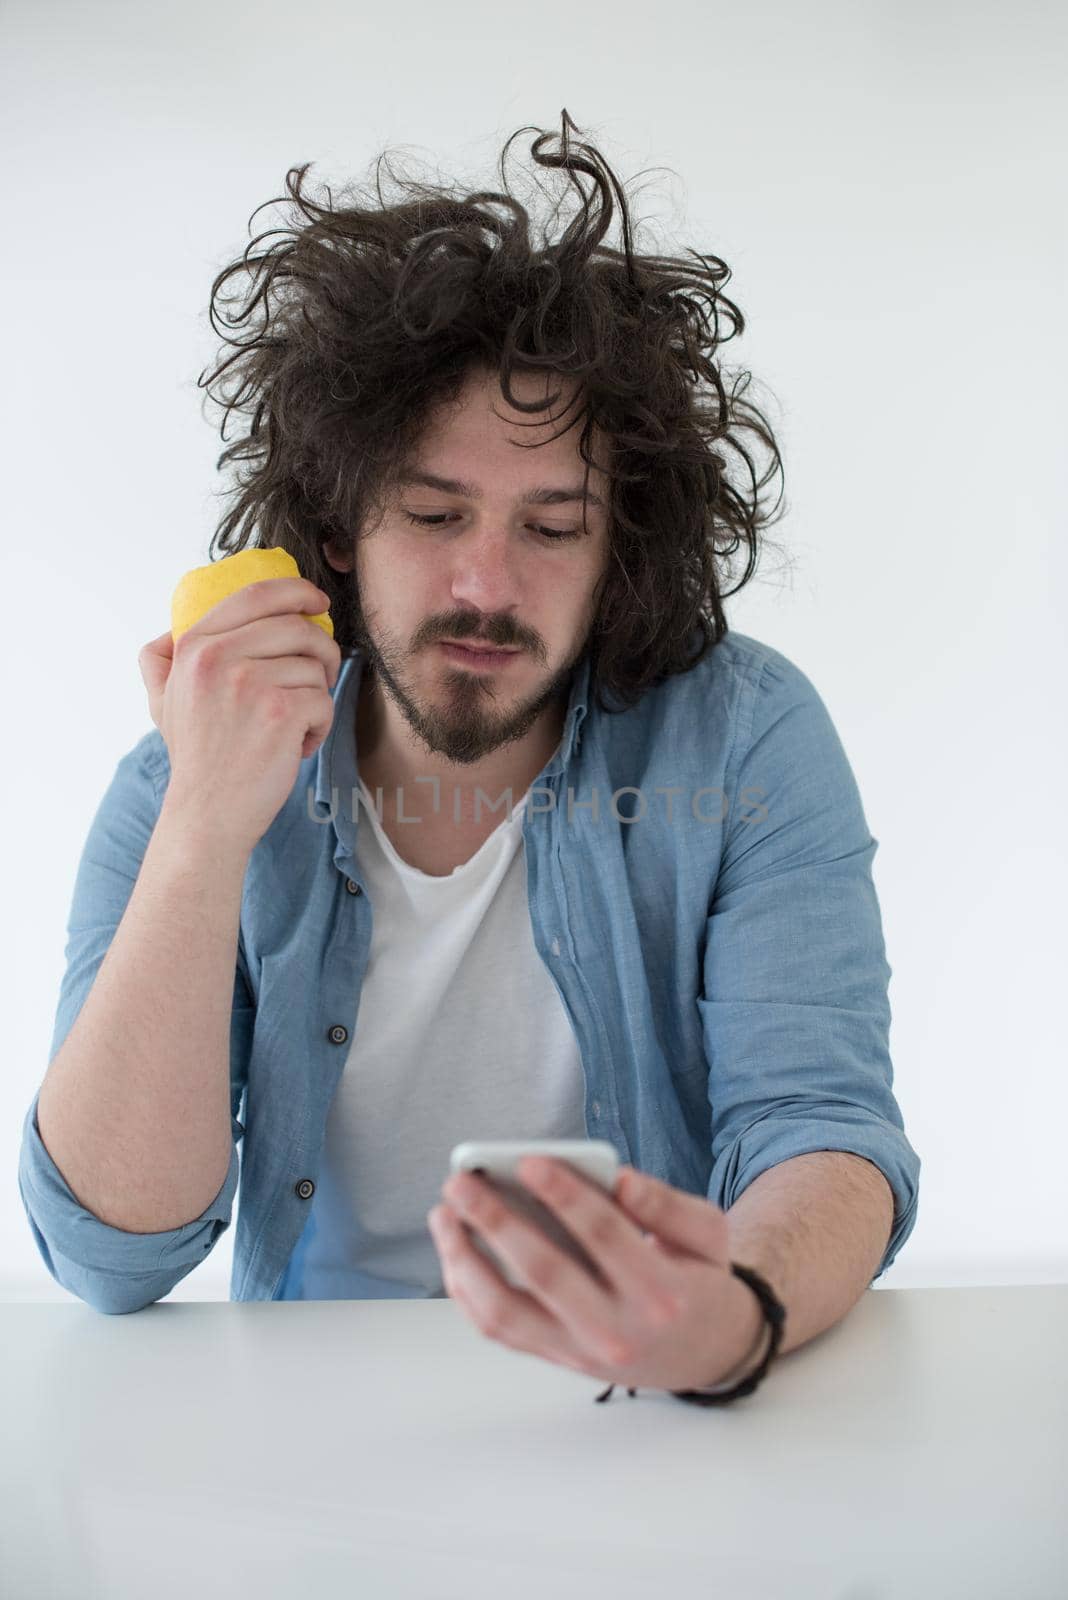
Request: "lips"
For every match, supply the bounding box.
[441,641,518,655]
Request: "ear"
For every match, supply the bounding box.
[323,538,355,573]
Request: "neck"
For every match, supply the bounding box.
[355,671,565,825]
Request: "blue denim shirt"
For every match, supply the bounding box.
[19,628,920,1313]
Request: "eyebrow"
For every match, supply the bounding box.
[396,469,606,511]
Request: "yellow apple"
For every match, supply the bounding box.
[170,546,334,643]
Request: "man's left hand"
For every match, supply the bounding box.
[427,1157,761,1391]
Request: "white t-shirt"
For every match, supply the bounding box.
[278,774,587,1299]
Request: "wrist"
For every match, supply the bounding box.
[699,1267,769,1390]
[157,791,256,868]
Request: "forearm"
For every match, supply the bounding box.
[724,1150,896,1360]
[36,796,251,1234]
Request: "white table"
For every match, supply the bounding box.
[2,1285,1065,1598]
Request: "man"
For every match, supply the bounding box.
[19,114,919,1401]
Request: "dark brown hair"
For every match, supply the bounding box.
[198,109,787,714]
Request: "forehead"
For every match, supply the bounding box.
[395,466,607,512]
[407,367,612,486]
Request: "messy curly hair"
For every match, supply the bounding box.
[198,109,787,714]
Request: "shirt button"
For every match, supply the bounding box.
[345,878,361,895]
[551,937,561,956]
[296,1179,315,1200]
[328,1024,349,1044]
[591,1100,601,1118]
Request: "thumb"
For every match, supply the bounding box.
[138,631,175,729]
[138,630,174,693]
[614,1165,730,1266]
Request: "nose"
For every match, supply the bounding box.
[444,532,526,622]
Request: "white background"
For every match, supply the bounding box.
[1,0,1064,1302]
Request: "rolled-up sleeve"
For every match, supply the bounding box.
[698,649,921,1281]
[17,733,253,1314]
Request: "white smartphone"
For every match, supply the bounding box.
[448,1139,621,1291]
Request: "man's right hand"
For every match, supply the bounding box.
[138,576,342,851]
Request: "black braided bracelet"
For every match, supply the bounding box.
[594,1261,786,1406]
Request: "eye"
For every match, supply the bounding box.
[403,512,581,543]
